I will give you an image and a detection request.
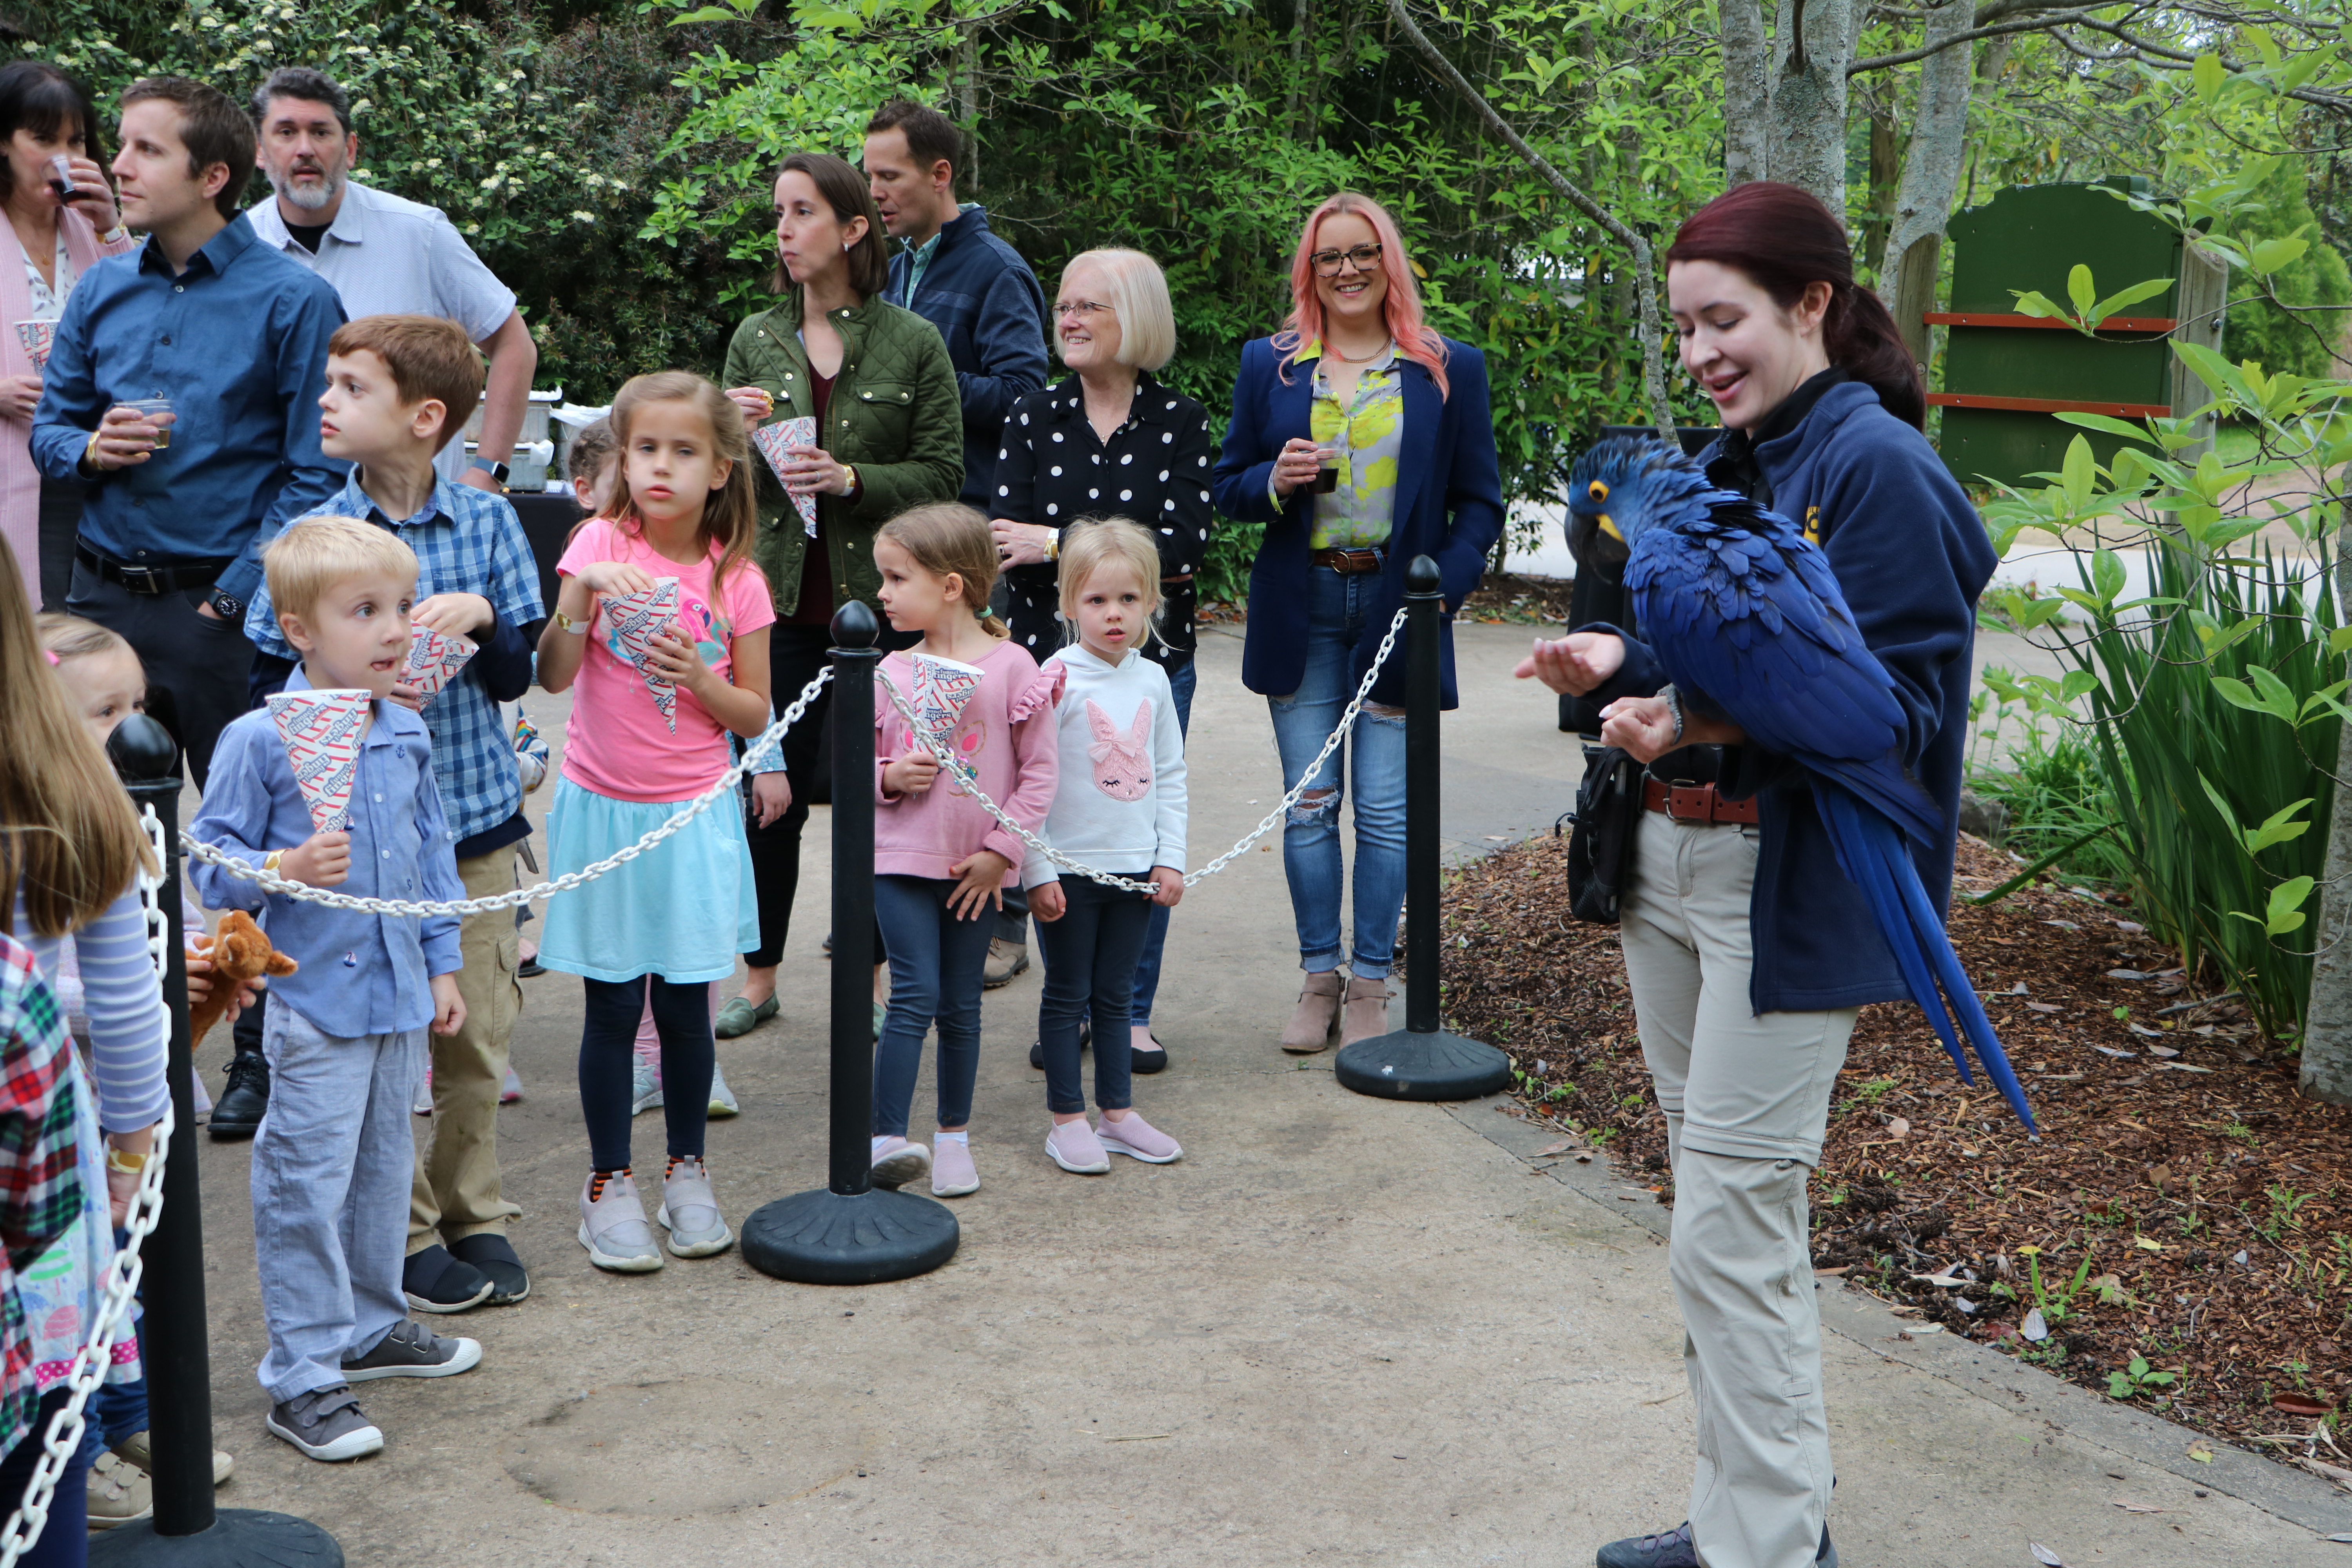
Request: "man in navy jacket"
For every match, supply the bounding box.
[865,97,1053,982]
[863,99,1049,512]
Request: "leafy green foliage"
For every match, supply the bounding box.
[2220,162,2352,384]
[2105,1354,2179,1401]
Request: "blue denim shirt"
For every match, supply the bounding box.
[28,214,348,607]
[188,666,463,1037]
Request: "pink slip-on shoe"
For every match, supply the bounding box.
[1045,1119,1109,1174]
[1098,1112,1182,1164]
[931,1137,979,1197]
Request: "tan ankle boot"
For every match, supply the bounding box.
[1279,970,1345,1054]
[1340,975,1392,1046]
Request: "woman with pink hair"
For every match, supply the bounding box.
[1210,191,1503,1053]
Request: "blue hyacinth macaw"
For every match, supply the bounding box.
[1566,436,2033,1132]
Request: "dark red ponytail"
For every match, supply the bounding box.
[1665,181,1925,430]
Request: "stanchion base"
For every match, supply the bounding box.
[1334,1028,1512,1102]
[740,1187,959,1285]
[88,1508,342,1566]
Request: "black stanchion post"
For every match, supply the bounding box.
[1332,557,1512,1102]
[741,604,959,1284]
[91,715,341,1566]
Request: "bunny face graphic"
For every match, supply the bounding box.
[1086,698,1154,802]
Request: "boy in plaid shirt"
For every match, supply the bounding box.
[243,315,545,1312]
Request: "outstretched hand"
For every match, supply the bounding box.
[1513,632,1625,697]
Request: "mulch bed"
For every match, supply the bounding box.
[1437,829,2352,1480]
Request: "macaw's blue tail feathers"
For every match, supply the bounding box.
[1813,783,2038,1133]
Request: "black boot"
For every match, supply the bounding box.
[210,995,271,1140]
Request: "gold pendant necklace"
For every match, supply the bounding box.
[1330,337,1392,365]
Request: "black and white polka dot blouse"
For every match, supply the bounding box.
[992,371,1218,665]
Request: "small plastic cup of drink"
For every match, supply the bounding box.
[118,398,176,450]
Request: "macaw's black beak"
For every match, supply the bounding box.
[1567,510,1630,583]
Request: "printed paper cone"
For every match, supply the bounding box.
[753,416,820,536]
[909,652,985,781]
[267,688,372,833]
[12,320,54,371]
[401,627,477,702]
[604,577,681,732]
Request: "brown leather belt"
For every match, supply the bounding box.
[1642,777,1759,826]
[1310,547,1386,575]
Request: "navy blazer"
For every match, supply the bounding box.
[1212,335,1504,709]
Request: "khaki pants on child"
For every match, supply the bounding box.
[409,848,525,1250]
[1619,811,1858,1568]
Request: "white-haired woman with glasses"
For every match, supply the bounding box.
[991,247,1215,1074]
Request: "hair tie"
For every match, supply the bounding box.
[975,604,993,620]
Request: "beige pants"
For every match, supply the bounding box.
[408,848,526,1251]
[1619,811,1857,1568]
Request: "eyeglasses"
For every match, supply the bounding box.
[1053,299,1113,319]
[1310,243,1384,277]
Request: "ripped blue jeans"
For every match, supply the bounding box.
[1267,566,1408,979]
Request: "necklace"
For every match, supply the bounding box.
[1329,337,1392,365]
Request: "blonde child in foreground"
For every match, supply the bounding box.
[535,373,773,1274]
[1025,519,1186,1172]
[869,504,1060,1198]
[189,518,476,1464]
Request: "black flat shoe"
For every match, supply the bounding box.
[402,1245,492,1314]
[516,957,546,978]
[1594,1522,1835,1568]
[1132,1032,1169,1074]
[208,1050,270,1141]
[448,1233,531,1305]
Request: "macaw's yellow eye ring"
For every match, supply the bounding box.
[1587,479,1609,504]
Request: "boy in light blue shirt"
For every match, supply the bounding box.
[190,516,481,1465]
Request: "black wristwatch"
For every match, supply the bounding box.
[209,590,243,622]
[470,458,511,486]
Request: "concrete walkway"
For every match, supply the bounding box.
[172,622,2350,1565]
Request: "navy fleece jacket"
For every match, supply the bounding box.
[1584,380,1997,1014]
[886,205,1050,510]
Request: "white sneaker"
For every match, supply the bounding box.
[412,1066,433,1116]
[577,1171,663,1273]
[630,1055,662,1116]
[868,1136,930,1189]
[706,1059,740,1118]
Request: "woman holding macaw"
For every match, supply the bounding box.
[1521,182,1999,1568]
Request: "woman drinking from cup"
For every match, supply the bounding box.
[991,247,1215,1073]
[0,62,131,610]
[1210,192,1502,1054]
[716,151,962,1040]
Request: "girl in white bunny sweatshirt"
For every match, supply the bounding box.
[1024,521,1189,1174]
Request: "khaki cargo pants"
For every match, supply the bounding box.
[1619,811,1857,1568]
[408,848,526,1251]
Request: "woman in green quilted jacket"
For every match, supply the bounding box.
[715,150,964,1040]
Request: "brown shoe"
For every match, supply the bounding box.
[1341,975,1391,1046]
[1280,970,1344,1054]
[982,938,1030,989]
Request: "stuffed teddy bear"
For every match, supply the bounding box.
[187,911,297,1046]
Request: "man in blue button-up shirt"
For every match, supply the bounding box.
[31,76,344,789]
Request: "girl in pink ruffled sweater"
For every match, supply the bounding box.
[869,505,1060,1198]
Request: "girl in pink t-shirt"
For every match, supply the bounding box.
[536,372,774,1275]
[868,505,1060,1200]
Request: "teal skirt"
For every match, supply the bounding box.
[537,777,759,984]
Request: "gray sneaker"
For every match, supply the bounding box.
[266,1385,382,1463]
[656,1155,733,1258]
[578,1169,663,1273]
[706,1059,740,1118]
[630,1056,662,1116]
[340,1318,481,1382]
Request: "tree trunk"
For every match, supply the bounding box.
[2303,535,2352,1106]
[1767,0,1854,214]
[1860,108,1903,277]
[1287,0,1316,141]
[1721,0,1772,185]
[1879,0,1976,369]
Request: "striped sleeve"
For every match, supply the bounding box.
[67,888,170,1132]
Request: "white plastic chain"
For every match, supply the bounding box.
[876,606,1409,894]
[0,807,176,1568]
[184,664,834,916]
[181,607,1409,913]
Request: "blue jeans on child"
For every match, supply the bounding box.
[1267,567,1408,979]
[250,1005,420,1404]
[1036,877,1153,1114]
[873,876,998,1137]
[2,1388,87,1568]
[1128,655,1196,1025]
